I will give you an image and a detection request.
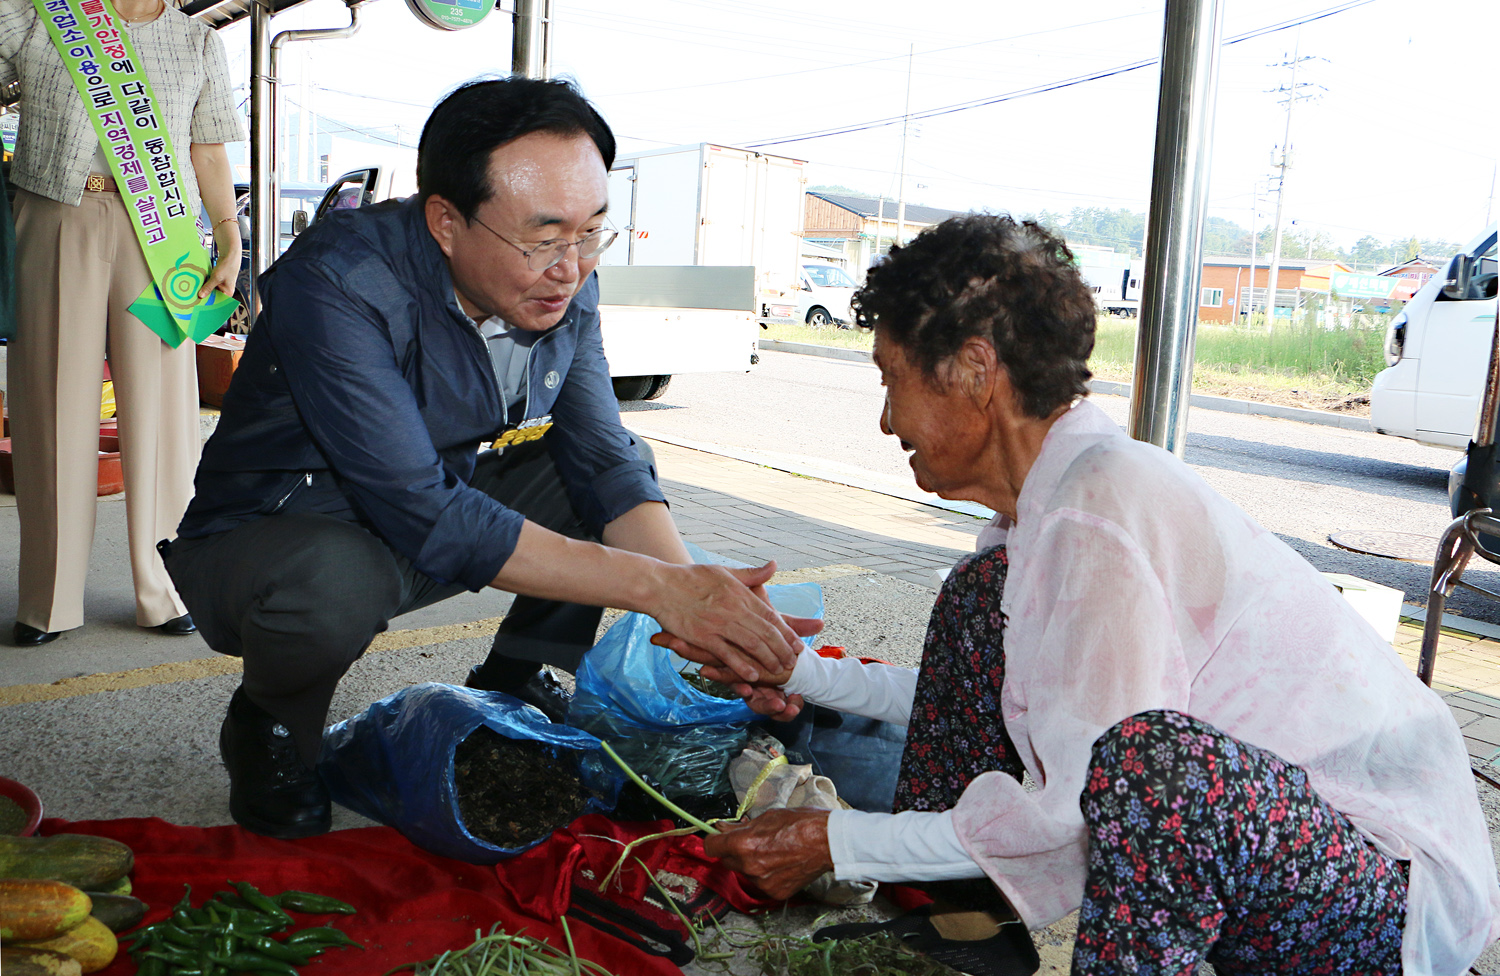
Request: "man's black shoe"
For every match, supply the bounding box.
[13,622,62,647]
[153,613,197,636]
[219,687,331,839]
[465,665,572,723]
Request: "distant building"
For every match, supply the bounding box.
[1198,257,1329,324]
[802,191,966,278]
[1377,258,1443,302]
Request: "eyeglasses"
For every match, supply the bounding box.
[471,216,618,272]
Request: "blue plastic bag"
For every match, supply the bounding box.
[318,682,624,864]
[568,582,825,799]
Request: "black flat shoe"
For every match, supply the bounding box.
[153,613,197,636]
[465,665,572,723]
[13,622,62,647]
[814,907,1039,976]
[219,687,331,839]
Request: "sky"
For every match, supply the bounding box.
[214,0,1499,251]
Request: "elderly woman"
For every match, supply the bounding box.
[678,215,1500,976]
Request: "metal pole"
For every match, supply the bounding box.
[253,0,361,315]
[512,0,549,78]
[248,0,273,318]
[1264,38,1301,328]
[1129,0,1224,455]
[1246,182,1258,319]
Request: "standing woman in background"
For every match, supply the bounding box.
[0,0,244,645]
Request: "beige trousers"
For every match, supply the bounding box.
[11,188,199,632]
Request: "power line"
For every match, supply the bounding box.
[741,0,1375,149]
[591,10,1155,99]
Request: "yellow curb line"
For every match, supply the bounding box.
[0,564,878,708]
[0,616,509,708]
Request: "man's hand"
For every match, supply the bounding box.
[703,809,833,900]
[649,561,823,685]
[649,561,814,683]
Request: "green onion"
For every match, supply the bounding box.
[598,741,721,834]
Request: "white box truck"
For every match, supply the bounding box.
[1370,225,1498,450]
[599,143,810,325]
[287,161,762,401]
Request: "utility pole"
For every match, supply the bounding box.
[1247,181,1260,320]
[1263,38,1323,329]
[895,44,912,248]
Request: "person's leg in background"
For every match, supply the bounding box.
[103,192,197,631]
[1074,709,1407,976]
[10,190,112,644]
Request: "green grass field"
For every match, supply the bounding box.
[1091,314,1388,396]
[765,313,1389,399]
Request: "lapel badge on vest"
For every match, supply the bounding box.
[543,370,561,389]
[491,414,553,452]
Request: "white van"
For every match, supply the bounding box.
[1369,226,1499,449]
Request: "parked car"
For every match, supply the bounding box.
[761,263,859,329]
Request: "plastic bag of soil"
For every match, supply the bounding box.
[568,582,824,801]
[318,682,625,863]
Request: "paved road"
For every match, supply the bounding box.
[623,349,1500,625]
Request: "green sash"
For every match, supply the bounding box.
[33,0,237,346]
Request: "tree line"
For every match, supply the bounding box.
[804,187,1463,273]
[1017,207,1461,272]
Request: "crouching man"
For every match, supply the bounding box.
[161,77,808,839]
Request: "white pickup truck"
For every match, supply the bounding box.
[1370,225,1499,450]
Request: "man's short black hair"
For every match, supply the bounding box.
[854,214,1097,419]
[417,76,616,222]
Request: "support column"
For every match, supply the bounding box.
[511,0,551,79]
[248,0,274,317]
[1128,0,1226,455]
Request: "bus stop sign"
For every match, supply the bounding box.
[404,0,494,30]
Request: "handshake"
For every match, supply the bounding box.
[648,561,820,721]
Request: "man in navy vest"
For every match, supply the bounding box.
[163,78,810,838]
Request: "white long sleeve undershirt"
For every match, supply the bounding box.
[780,650,986,882]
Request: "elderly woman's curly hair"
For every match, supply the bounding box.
[854,214,1097,419]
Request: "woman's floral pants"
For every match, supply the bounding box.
[893,546,1409,975]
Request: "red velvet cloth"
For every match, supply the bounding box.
[44,816,775,976]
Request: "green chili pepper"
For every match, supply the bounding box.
[286,926,365,949]
[141,945,201,969]
[244,933,317,965]
[232,882,294,926]
[174,884,193,913]
[136,955,168,976]
[237,915,290,936]
[212,890,256,912]
[159,924,202,949]
[272,889,358,915]
[210,950,300,976]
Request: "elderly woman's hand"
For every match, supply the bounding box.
[704,809,833,900]
[650,628,809,721]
